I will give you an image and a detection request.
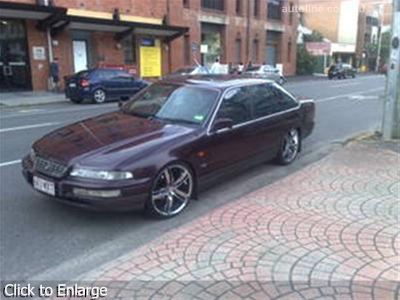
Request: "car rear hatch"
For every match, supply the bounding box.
[65,71,90,98]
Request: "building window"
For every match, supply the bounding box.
[184,35,191,65]
[201,0,224,11]
[235,38,242,63]
[287,39,292,62]
[183,0,190,8]
[236,0,242,15]
[267,0,282,20]
[122,35,136,64]
[254,0,260,17]
[289,2,294,25]
[252,39,259,62]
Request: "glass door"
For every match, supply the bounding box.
[0,19,31,92]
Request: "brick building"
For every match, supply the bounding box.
[0,0,298,92]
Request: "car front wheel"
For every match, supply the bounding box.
[276,128,300,165]
[92,89,106,104]
[146,163,194,218]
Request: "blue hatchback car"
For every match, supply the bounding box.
[64,68,149,104]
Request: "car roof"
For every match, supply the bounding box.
[160,75,274,90]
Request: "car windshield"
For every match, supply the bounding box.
[122,83,219,125]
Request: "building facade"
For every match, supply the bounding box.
[0,0,298,92]
[299,0,360,66]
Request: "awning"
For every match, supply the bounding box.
[0,2,66,20]
[0,2,188,42]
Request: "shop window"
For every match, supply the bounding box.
[184,35,191,65]
[201,0,224,11]
[122,35,136,64]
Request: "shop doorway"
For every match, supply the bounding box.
[0,19,31,92]
[72,40,88,73]
[201,23,224,67]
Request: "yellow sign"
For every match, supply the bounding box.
[140,40,161,77]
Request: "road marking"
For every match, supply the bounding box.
[0,122,60,133]
[318,87,384,103]
[331,82,361,87]
[0,103,116,120]
[0,159,21,167]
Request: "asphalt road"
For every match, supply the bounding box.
[0,74,386,281]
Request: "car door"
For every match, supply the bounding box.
[201,86,258,177]
[256,84,301,155]
[99,69,119,98]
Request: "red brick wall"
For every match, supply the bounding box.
[6,0,299,91]
[25,20,49,90]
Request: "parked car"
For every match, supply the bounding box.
[22,76,315,218]
[244,65,287,85]
[165,66,210,77]
[328,63,356,79]
[64,68,149,104]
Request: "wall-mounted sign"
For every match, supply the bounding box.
[32,46,46,60]
[200,44,208,54]
[140,39,161,77]
[305,42,331,56]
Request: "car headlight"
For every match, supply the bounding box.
[30,148,36,162]
[70,168,133,180]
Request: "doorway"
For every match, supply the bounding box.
[201,23,224,67]
[72,40,88,73]
[0,19,31,92]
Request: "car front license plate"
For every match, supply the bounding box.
[33,176,55,196]
[69,83,76,88]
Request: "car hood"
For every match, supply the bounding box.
[33,111,197,168]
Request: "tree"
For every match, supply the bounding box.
[303,30,324,43]
[296,45,317,75]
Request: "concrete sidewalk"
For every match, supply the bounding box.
[0,91,68,107]
[78,139,399,300]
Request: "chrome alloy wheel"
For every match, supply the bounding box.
[93,89,106,103]
[150,164,193,217]
[282,129,299,163]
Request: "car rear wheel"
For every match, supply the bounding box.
[146,163,194,218]
[276,128,300,165]
[92,89,106,104]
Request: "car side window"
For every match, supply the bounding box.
[252,84,277,118]
[252,84,298,118]
[272,84,298,112]
[216,87,252,125]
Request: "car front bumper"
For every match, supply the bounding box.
[22,156,150,212]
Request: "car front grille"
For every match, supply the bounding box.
[35,156,68,179]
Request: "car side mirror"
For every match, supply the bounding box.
[211,118,234,133]
[118,100,124,108]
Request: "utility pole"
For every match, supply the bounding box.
[375,4,383,72]
[382,0,400,140]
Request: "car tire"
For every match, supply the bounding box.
[145,163,194,219]
[70,98,83,104]
[92,89,106,104]
[276,128,301,165]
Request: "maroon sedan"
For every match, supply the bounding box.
[22,76,315,218]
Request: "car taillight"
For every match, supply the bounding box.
[80,79,90,87]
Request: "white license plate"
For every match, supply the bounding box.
[33,176,55,196]
[69,83,76,88]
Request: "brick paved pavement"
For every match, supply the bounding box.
[80,141,399,300]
